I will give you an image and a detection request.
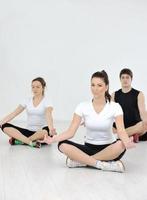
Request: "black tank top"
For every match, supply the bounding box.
[114,88,141,128]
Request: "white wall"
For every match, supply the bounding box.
[0,0,147,121]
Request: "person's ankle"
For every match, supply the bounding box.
[29,141,41,148]
[29,141,33,147]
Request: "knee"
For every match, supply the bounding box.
[59,143,67,153]
[115,140,125,152]
[3,127,11,134]
[58,142,68,153]
[1,123,10,133]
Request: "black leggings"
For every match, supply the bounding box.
[1,123,50,137]
[58,140,126,161]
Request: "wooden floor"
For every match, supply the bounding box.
[0,121,147,200]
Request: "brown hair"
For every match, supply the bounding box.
[32,77,46,95]
[91,70,111,102]
[119,68,133,79]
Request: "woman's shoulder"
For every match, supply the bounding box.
[19,97,32,107]
[75,101,91,116]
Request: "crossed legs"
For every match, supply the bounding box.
[59,140,125,167]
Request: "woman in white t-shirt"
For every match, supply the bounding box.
[42,70,135,172]
[0,77,56,148]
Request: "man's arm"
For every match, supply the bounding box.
[138,92,147,120]
[138,91,147,132]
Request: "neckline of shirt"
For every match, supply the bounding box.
[90,100,108,115]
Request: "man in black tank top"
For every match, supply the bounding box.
[112,68,147,141]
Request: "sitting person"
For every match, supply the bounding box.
[0,77,56,148]
[112,68,147,142]
[41,70,135,172]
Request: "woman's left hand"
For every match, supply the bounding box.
[124,136,136,149]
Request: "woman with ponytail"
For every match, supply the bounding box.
[43,71,135,172]
[0,77,56,148]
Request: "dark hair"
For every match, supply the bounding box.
[119,68,133,79]
[32,77,46,95]
[91,70,111,102]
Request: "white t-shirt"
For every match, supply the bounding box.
[75,100,123,145]
[20,97,53,131]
